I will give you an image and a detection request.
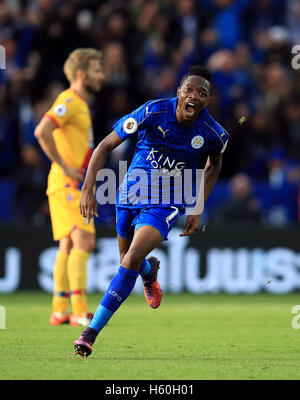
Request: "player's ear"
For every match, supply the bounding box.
[177,86,181,97]
[206,95,212,106]
[76,69,85,81]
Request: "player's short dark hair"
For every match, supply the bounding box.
[180,65,212,87]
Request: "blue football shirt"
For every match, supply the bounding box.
[113,97,229,210]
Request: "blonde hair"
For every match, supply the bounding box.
[63,48,102,83]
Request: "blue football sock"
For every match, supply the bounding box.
[88,305,114,333]
[139,259,151,278]
[88,266,138,333]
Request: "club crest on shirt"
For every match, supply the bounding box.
[123,117,138,134]
[54,104,67,117]
[191,135,204,149]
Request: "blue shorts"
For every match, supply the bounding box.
[116,205,184,241]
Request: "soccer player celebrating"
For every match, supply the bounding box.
[35,49,105,327]
[74,65,228,357]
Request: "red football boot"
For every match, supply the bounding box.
[142,256,162,309]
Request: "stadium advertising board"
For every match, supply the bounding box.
[1,226,300,294]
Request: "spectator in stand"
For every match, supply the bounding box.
[207,49,254,124]
[262,148,299,225]
[0,0,299,226]
[283,95,300,159]
[210,173,261,225]
[198,0,251,49]
[14,98,50,225]
[286,0,300,45]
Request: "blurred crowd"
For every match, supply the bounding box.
[0,0,300,227]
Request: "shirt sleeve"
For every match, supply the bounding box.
[45,94,75,128]
[210,127,229,157]
[113,101,153,141]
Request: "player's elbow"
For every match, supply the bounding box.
[34,117,55,141]
[34,124,51,143]
[34,125,43,141]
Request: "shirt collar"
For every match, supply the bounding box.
[168,97,210,126]
[168,97,178,122]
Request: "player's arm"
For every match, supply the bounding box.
[80,131,123,222]
[34,116,84,182]
[203,153,222,203]
[180,153,222,237]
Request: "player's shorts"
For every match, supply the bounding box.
[48,186,95,241]
[116,205,184,241]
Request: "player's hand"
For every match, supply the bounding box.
[79,189,99,224]
[179,214,200,237]
[62,164,85,183]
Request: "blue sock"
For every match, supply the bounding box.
[89,305,114,333]
[139,259,151,278]
[89,266,138,333]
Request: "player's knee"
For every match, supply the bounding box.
[59,237,72,254]
[84,236,96,253]
[71,230,95,253]
[122,248,144,269]
[120,252,127,264]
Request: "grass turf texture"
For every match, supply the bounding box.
[0,291,300,380]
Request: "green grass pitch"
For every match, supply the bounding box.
[0,291,300,380]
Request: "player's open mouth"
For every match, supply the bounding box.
[185,102,197,118]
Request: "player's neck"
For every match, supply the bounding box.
[70,82,90,103]
[176,109,197,126]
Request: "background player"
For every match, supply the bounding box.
[34,48,105,327]
[74,65,228,357]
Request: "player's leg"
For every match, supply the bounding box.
[68,228,95,326]
[120,225,162,270]
[121,226,162,309]
[49,236,72,325]
[133,206,184,309]
[117,234,131,264]
[117,233,153,279]
[115,206,152,276]
[74,225,162,358]
[132,227,162,309]
[48,189,74,325]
